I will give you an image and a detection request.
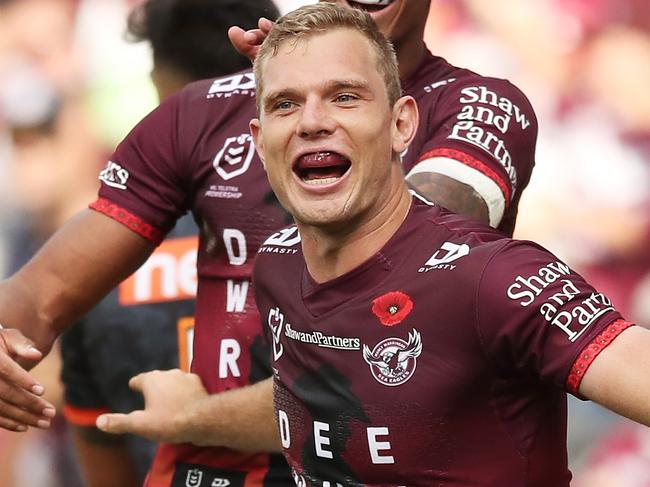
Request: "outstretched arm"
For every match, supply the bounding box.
[0,209,155,431]
[580,325,650,426]
[96,371,280,452]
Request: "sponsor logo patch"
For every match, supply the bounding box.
[268,307,285,361]
[506,261,616,341]
[171,463,245,487]
[213,134,255,180]
[418,241,470,272]
[207,73,255,98]
[98,160,129,190]
[258,227,301,255]
[363,329,422,386]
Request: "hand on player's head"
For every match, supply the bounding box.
[227,17,274,63]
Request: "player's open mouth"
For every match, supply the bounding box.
[347,1,394,13]
[294,151,352,186]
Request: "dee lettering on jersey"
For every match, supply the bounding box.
[278,410,395,466]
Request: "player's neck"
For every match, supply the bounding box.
[299,184,412,284]
[396,38,427,80]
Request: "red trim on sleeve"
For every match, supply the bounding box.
[63,404,111,427]
[566,319,635,395]
[418,147,512,203]
[89,197,164,244]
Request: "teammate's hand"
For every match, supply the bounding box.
[96,369,208,444]
[0,327,56,432]
[227,17,274,63]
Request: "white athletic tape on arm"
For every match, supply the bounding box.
[406,157,505,227]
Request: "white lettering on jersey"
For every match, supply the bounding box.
[314,421,333,459]
[549,292,614,342]
[218,339,241,378]
[448,120,517,189]
[459,86,530,130]
[507,261,572,306]
[99,161,129,190]
[278,410,291,449]
[213,134,255,180]
[367,427,395,464]
[226,280,249,313]
[223,228,247,266]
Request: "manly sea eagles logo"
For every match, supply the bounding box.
[363,329,422,386]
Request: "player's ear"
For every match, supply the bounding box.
[391,95,418,154]
[249,118,266,169]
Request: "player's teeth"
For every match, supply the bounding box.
[303,177,339,186]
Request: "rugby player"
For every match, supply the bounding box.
[0,0,537,486]
[250,4,650,485]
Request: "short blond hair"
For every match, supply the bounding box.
[254,2,401,113]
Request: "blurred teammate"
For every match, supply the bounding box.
[62,1,286,486]
[250,4,650,485]
[0,0,537,486]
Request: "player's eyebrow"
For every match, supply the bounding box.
[262,78,374,112]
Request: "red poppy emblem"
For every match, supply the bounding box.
[372,291,413,326]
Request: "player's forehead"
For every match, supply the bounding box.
[260,28,382,93]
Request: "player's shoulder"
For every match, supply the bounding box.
[410,52,534,114]
[176,69,257,115]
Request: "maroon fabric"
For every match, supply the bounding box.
[402,50,538,235]
[253,198,626,486]
[89,52,538,483]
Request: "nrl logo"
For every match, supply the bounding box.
[363,329,422,386]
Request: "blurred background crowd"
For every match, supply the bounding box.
[0,0,648,485]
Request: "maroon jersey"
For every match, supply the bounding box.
[253,196,633,487]
[402,50,537,235]
[89,53,537,485]
[91,72,291,487]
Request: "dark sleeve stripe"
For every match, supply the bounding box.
[63,404,111,426]
[566,319,635,395]
[418,147,512,203]
[89,197,165,245]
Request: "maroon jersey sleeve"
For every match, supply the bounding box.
[476,241,633,396]
[91,91,191,243]
[409,77,537,232]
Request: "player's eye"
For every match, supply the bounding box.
[274,100,296,111]
[334,93,358,104]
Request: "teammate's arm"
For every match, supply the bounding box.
[0,210,156,430]
[71,426,141,487]
[96,371,280,452]
[406,173,489,224]
[579,325,650,427]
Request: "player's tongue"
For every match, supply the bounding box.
[296,152,351,186]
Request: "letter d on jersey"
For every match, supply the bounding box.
[425,242,470,267]
[268,307,284,361]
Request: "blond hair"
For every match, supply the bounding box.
[253,2,401,113]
